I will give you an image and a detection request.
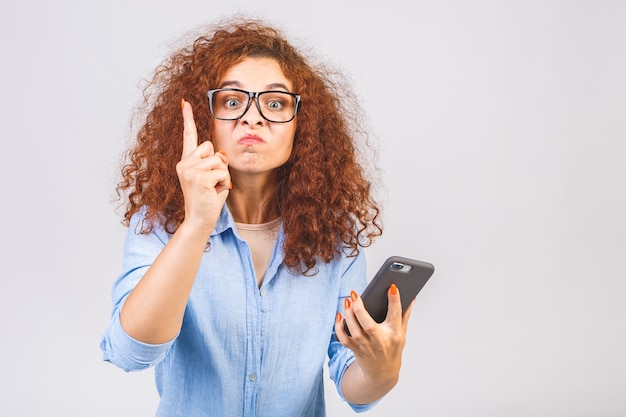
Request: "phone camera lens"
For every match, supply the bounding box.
[391,262,404,270]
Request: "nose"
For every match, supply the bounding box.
[239,97,266,126]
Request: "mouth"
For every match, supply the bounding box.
[238,134,264,145]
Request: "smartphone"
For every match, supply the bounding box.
[344,256,435,335]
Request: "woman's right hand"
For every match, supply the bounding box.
[119,100,230,344]
[177,100,231,234]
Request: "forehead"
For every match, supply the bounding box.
[220,57,293,91]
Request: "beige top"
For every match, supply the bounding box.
[235,218,281,287]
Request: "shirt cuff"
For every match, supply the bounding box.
[329,343,380,413]
[101,309,175,372]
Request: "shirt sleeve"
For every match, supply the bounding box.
[327,250,380,413]
[100,210,177,372]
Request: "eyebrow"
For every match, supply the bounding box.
[219,81,292,91]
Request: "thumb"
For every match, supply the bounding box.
[385,283,403,324]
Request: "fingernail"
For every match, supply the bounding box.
[390,284,398,296]
[336,312,342,323]
[181,98,185,110]
[228,181,233,190]
[344,298,351,309]
[350,290,358,302]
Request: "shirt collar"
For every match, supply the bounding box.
[211,205,285,242]
[211,204,237,237]
[212,205,286,283]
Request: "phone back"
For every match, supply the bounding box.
[361,256,435,323]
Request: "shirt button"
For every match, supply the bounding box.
[249,374,257,382]
[260,289,266,297]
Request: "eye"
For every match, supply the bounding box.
[262,93,289,112]
[267,100,283,110]
[225,98,241,108]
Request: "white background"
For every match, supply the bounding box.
[1,1,625,416]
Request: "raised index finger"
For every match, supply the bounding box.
[181,99,198,158]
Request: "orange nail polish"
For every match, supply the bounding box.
[228,181,233,190]
[344,298,351,309]
[336,312,342,323]
[390,284,398,295]
[181,98,185,110]
[350,290,358,302]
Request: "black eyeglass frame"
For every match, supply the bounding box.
[207,88,301,123]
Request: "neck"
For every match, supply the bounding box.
[227,171,280,224]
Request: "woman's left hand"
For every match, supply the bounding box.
[334,285,414,399]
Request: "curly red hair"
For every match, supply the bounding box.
[117,16,382,275]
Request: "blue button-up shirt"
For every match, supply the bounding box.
[100,206,377,416]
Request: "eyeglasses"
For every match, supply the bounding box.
[207,88,301,123]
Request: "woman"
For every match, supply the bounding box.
[101,16,414,417]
